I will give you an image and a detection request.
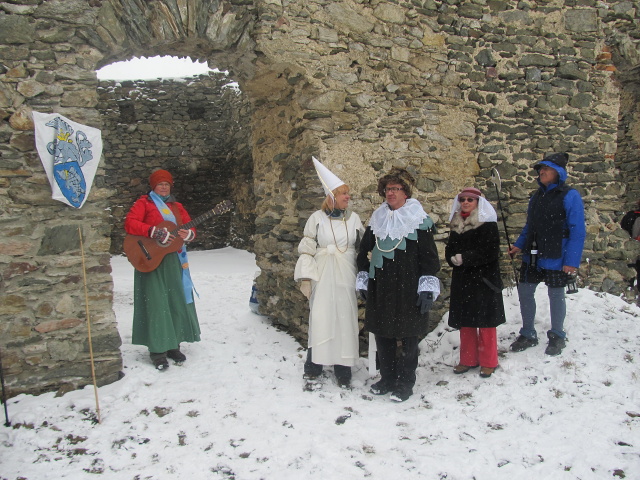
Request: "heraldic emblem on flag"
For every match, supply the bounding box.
[33,111,103,209]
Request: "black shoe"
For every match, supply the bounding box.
[303,362,323,380]
[167,348,186,364]
[370,380,393,395]
[545,332,566,356]
[150,352,169,371]
[303,368,323,380]
[336,376,351,389]
[510,335,539,352]
[390,385,413,402]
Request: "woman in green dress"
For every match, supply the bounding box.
[124,169,200,370]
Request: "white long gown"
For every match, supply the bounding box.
[294,210,364,367]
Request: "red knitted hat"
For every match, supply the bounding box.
[458,187,482,200]
[149,169,173,189]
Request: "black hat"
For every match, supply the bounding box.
[534,152,569,171]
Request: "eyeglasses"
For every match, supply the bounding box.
[459,197,477,203]
[384,187,404,193]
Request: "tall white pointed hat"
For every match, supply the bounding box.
[312,156,344,198]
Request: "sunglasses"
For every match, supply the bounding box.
[459,197,477,203]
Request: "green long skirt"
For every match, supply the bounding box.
[132,252,201,353]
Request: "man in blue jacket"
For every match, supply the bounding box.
[508,153,586,356]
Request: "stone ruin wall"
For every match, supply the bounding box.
[250,0,640,342]
[97,73,255,255]
[0,0,639,398]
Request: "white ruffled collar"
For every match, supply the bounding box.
[369,198,428,240]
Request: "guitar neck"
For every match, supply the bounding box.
[169,201,230,234]
[169,211,213,234]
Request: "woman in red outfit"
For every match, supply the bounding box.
[124,170,200,370]
[445,187,505,378]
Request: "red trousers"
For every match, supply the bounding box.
[459,327,498,368]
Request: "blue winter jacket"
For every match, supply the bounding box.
[513,161,586,271]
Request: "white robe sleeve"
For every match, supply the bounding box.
[294,214,320,282]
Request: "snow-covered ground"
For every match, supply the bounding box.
[1,247,639,479]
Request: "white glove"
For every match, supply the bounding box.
[451,254,463,266]
[356,271,369,291]
[299,280,311,300]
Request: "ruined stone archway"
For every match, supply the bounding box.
[2,0,640,398]
[97,71,255,255]
[0,0,271,397]
[0,0,339,397]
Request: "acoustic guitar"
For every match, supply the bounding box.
[123,199,233,272]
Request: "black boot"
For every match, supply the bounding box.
[334,364,352,389]
[510,335,539,352]
[150,352,169,371]
[303,348,323,379]
[545,332,566,356]
[167,348,186,364]
[370,379,394,395]
[390,384,413,402]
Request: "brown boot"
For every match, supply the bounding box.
[453,364,478,374]
[480,366,497,378]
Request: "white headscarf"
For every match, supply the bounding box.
[448,194,498,223]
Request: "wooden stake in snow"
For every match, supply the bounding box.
[78,227,101,424]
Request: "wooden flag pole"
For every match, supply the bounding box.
[0,346,10,426]
[78,227,101,424]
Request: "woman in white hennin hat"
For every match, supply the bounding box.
[294,157,365,388]
[446,187,505,378]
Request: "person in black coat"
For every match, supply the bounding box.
[356,168,441,402]
[445,187,505,378]
[621,199,640,296]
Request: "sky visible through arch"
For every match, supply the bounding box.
[96,55,214,81]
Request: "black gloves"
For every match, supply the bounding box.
[416,292,434,314]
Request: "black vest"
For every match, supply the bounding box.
[525,184,571,259]
[621,210,640,237]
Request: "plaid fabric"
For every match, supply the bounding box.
[519,263,569,288]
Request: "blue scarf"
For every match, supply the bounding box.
[149,191,197,304]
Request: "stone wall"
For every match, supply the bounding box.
[1,0,639,398]
[608,5,640,292]
[96,73,255,255]
[1,3,120,398]
[249,0,640,338]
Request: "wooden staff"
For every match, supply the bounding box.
[78,227,101,423]
[491,168,519,287]
[0,346,10,426]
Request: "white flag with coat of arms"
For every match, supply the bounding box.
[33,111,103,209]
